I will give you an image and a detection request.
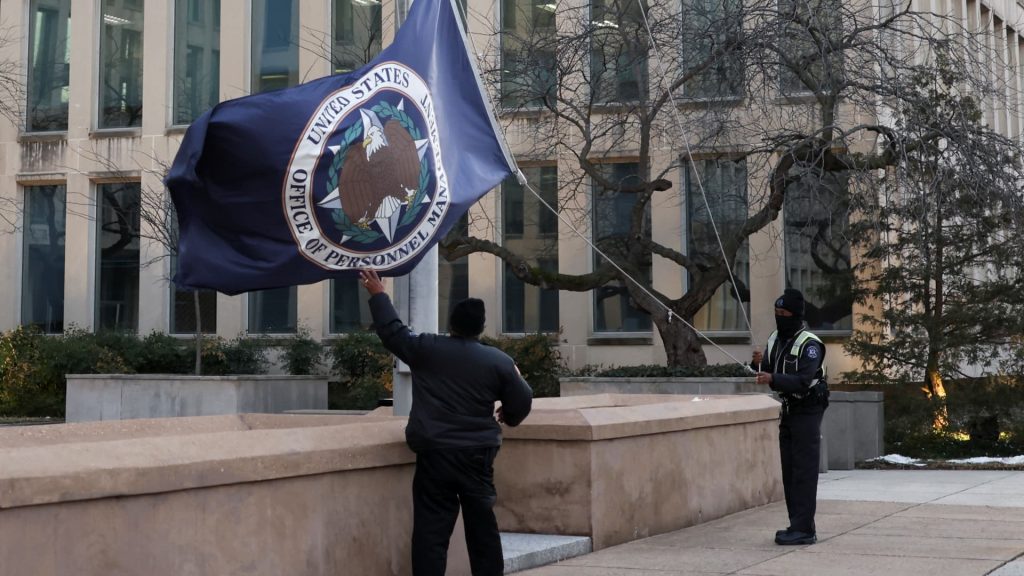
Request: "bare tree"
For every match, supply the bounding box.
[75,146,211,374]
[438,0,1024,367]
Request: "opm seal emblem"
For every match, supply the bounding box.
[284,62,449,271]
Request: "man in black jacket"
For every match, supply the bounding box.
[752,288,828,546]
[360,269,533,576]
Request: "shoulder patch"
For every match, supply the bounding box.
[806,345,819,359]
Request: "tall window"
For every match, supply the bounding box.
[251,0,299,93]
[681,0,743,99]
[249,287,297,333]
[500,0,557,108]
[330,278,372,333]
[333,0,382,74]
[96,182,141,332]
[249,0,298,332]
[99,0,144,128]
[784,171,852,331]
[22,185,66,333]
[439,216,470,331]
[592,163,652,332]
[502,167,559,333]
[173,0,220,125]
[778,0,842,94]
[169,214,217,334]
[686,159,749,331]
[591,0,649,103]
[27,0,71,132]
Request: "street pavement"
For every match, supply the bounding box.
[517,470,1024,576]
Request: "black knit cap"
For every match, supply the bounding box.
[450,297,486,337]
[774,288,805,317]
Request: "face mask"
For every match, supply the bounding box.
[775,315,802,337]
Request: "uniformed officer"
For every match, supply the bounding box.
[752,288,829,545]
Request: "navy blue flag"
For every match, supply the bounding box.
[166,0,515,295]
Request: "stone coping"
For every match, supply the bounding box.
[0,395,778,512]
[504,394,780,441]
[66,374,326,381]
[0,415,410,510]
[561,376,752,383]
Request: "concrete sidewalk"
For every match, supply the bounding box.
[518,470,1024,576]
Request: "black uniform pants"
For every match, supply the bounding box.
[779,407,825,533]
[412,446,503,576]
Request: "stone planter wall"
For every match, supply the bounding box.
[497,394,783,550]
[65,375,328,423]
[560,378,885,470]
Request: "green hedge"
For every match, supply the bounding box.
[0,327,270,418]
[483,334,563,398]
[326,332,392,410]
[838,376,1024,458]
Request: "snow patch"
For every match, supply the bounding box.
[871,454,926,466]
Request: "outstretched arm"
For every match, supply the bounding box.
[361,270,428,367]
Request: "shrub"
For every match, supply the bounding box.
[136,331,192,374]
[851,376,1024,459]
[281,326,325,375]
[327,332,392,410]
[483,334,563,398]
[201,335,270,375]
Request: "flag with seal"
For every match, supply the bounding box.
[166,0,514,295]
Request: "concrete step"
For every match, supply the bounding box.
[501,532,592,574]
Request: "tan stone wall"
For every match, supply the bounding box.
[0,395,782,573]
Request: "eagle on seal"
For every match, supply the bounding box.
[318,101,429,242]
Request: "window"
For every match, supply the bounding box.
[591,0,649,103]
[686,159,749,331]
[783,171,852,331]
[248,287,297,333]
[333,0,382,75]
[22,185,66,333]
[173,0,220,125]
[330,277,372,333]
[169,215,217,334]
[778,0,842,94]
[502,167,559,333]
[439,216,470,330]
[96,182,141,331]
[592,162,652,332]
[27,0,71,132]
[500,0,557,108]
[251,0,299,93]
[99,0,144,128]
[681,0,743,99]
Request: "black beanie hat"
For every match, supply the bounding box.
[775,288,805,317]
[450,298,486,337]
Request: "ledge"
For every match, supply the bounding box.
[0,414,410,510]
[586,336,653,346]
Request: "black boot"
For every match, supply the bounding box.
[775,530,816,545]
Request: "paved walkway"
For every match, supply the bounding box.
[518,470,1024,576]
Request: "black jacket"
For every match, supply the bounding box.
[753,328,828,412]
[369,293,533,452]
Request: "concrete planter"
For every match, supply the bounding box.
[560,377,885,470]
[497,394,783,550]
[65,374,328,423]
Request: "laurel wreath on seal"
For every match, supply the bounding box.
[325,101,432,245]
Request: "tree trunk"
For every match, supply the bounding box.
[655,315,707,368]
[193,290,202,376]
[924,347,948,429]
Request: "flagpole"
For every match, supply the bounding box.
[392,245,439,417]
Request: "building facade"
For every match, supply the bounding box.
[0,0,1021,375]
